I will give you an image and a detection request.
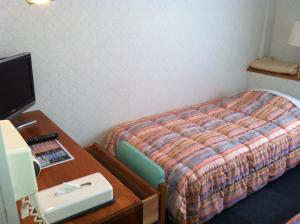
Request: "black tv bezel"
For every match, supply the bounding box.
[0,52,36,120]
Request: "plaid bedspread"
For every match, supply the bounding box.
[105,90,300,224]
[287,214,300,224]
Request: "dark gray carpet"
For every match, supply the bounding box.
[167,164,300,224]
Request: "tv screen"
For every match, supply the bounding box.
[0,53,35,120]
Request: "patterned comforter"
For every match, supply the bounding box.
[105,90,300,224]
[287,214,300,224]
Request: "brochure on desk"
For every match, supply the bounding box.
[30,139,74,169]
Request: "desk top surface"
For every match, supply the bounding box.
[16,110,141,224]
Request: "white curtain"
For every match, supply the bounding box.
[0,187,8,224]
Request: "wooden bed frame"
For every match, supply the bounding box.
[85,143,167,224]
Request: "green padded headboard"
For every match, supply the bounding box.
[116,141,165,189]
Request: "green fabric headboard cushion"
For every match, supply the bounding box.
[116,140,165,189]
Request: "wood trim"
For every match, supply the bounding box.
[247,67,300,82]
[157,183,167,224]
[99,203,142,224]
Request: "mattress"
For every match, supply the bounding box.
[105,90,300,224]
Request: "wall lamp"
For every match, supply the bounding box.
[26,0,54,5]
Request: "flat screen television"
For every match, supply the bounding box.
[0,53,35,120]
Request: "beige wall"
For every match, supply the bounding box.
[269,0,300,62]
[258,0,277,57]
[0,0,268,145]
[248,72,300,98]
[248,0,300,97]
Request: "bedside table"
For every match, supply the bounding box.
[14,110,142,224]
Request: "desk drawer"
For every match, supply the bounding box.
[142,195,159,224]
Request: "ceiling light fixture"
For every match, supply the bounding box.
[26,0,54,5]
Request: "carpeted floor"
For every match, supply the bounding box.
[167,164,300,224]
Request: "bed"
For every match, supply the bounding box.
[287,214,300,224]
[286,214,300,224]
[105,90,300,224]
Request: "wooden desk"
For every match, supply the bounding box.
[14,110,142,224]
